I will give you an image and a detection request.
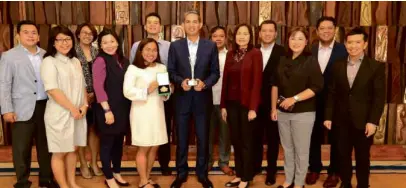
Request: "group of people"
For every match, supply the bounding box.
[0,10,385,188]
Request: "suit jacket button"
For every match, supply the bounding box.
[34,80,37,83]
[34,92,37,95]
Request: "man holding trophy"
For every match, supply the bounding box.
[167,10,220,188]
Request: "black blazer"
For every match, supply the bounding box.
[256,44,285,110]
[325,56,385,129]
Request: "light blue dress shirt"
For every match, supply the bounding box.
[23,46,47,100]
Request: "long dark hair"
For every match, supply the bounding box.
[75,22,98,42]
[44,25,77,59]
[97,28,124,61]
[133,38,162,69]
[232,23,254,53]
[286,27,312,57]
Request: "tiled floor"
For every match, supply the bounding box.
[1,174,406,188]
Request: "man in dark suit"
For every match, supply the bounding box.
[252,20,284,186]
[306,16,348,187]
[167,10,219,188]
[324,27,385,188]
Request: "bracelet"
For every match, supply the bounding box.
[103,108,111,113]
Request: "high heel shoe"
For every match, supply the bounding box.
[79,166,92,179]
[225,181,240,187]
[89,164,103,176]
[149,178,161,188]
[115,178,130,187]
[139,182,151,188]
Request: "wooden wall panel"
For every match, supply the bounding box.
[9,2,20,24]
[227,1,237,25]
[34,2,46,24]
[157,1,171,26]
[72,1,89,25]
[130,1,141,25]
[142,1,157,25]
[271,2,286,26]
[44,2,57,24]
[90,2,105,25]
[217,1,227,26]
[309,2,323,26]
[235,1,249,25]
[250,1,259,26]
[60,2,72,25]
[105,1,113,25]
[204,1,217,26]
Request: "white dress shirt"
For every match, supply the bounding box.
[260,42,275,71]
[212,48,228,105]
[318,41,334,73]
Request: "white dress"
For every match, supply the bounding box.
[123,64,169,146]
[41,53,87,152]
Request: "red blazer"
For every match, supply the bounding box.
[220,48,263,111]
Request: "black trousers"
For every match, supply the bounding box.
[227,101,254,182]
[100,134,124,179]
[12,100,52,188]
[337,121,373,188]
[308,109,339,174]
[253,105,280,177]
[158,97,173,170]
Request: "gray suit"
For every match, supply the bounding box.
[0,45,45,120]
[0,45,53,188]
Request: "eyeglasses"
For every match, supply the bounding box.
[81,31,93,36]
[55,38,72,44]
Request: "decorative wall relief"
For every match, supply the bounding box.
[396,104,406,144]
[171,25,185,42]
[259,1,272,25]
[360,1,372,26]
[374,104,388,144]
[115,1,130,25]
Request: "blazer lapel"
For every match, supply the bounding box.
[181,39,191,70]
[263,45,277,73]
[18,46,36,78]
[324,42,338,73]
[350,57,369,90]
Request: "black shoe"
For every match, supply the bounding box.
[115,178,130,187]
[161,167,172,176]
[340,182,352,188]
[265,174,276,186]
[170,177,187,188]
[225,180,240,187]
[277,184,294,188]
[198,178,213,188]
[149,179,161,188]
[39,180,59,188]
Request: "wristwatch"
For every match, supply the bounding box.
[293,95,300,102]
[103,108,111,113]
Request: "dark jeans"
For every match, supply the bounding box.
[100,134,124,179]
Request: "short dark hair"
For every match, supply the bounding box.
[316,16,337,29]
[286,27,311,57]
[97,28,125,61]
[232,23,254,53]
[17,20,38,33]
[183,10,201,23]
[44,25,77,59]
[133,38,162,69]
[259,20,278,31]
[75,23,98,42]
[145,12,162,24]
[345,27,368,42]
[209,26,226,39]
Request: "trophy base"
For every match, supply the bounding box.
[188,79,197,86]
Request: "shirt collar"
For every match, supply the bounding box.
[187,37,200,46]
[21,45,41,55]
[347,54,364,65]
[55,52,70,63]
[319,41,335,50]
[261,42,275,51]
[219,47,228,54]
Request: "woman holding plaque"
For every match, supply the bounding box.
[92,28,131,188]
[123,38,169,188]
[220,23,263,188]
[270,27,323,188]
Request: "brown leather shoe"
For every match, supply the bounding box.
[323,174,340,188]
[220,166,235,176]
[305,172,319,185]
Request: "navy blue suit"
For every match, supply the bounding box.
[167,38,220,179]
[308,42,348,174]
